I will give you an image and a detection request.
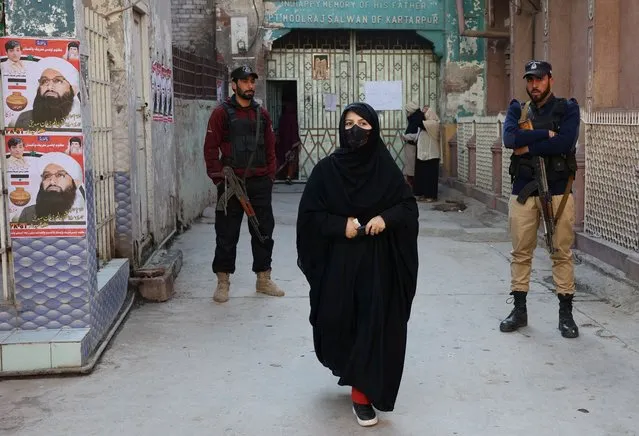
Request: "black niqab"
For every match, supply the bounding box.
[296,102,419,411]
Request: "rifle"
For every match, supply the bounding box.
[516,101,556,254]
[215,166,269,243]
[275,140,301,177]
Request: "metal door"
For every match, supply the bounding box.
[267,30,438,179]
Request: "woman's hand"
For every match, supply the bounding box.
[365,216,386,235]
[345,217,359,239]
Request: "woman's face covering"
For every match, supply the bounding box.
[343,110,373,149]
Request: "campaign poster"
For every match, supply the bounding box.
[4,134,86,238]
[0,37,82,134]
[152,61,162,121]
[152,61,174,123]
[163,65,174,123]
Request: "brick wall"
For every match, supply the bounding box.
[171,0,216,57]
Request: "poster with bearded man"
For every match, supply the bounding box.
[0,37,82,132]
[7,140,86,238]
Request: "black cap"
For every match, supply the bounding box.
[523,60,552,79]
[230,65,258,81]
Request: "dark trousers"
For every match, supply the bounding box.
[213,175,275,274]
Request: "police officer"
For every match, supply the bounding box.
[500,60,580,338]
[203,65,285,303]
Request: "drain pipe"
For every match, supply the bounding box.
[456,0,509,39]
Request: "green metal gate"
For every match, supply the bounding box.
[266,30,439,179]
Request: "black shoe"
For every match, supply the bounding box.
[499,307,528,332]
[558,293,579,338]
[559,316,579,338]
[352,402,378,427]
[499,291,528,332]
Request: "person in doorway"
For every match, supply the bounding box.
[400,101,423,190]
[203,65,285,303]
[275,100,301,184]
[402,106,441,201]
[296,102,419,427]
[500,60,580,338]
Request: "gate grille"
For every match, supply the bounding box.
[85,8,116,264]
[268,30,438,179]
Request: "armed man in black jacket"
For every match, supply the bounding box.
[500,60,580,339]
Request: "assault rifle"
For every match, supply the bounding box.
[215,166,269,243]
[516,101,556,254]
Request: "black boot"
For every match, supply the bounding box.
[558,293,579,338]
[499,291,528,332]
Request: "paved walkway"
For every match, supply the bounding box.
[1,185,639,436]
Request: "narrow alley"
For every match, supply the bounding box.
[1,1,639,435]
[1,186,638,436]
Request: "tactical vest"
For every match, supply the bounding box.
[222,102,267,170]
[509,98,578,183]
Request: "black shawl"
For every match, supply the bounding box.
[296,102,419,411]
[405,109,424,134]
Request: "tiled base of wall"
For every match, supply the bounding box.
[0,258,131,376]
[0,328,89,372]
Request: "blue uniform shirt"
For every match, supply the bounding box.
[502,95,580,196]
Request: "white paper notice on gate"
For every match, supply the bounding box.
[364,81,403,111]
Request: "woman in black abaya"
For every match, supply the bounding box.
[296,102,419,427]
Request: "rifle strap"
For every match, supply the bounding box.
[553,175,574,225]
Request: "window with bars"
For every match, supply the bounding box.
[172,47,228,101]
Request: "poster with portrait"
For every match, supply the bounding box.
[4,134,86,238]
[312,54,330,80]
[152,61,173,123]
[163,65,173,123]
[152,61,162,121]
[0,37,82,134]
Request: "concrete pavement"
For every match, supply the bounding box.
[1,185,639,436]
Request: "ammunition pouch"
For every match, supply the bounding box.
[510,152,576,184]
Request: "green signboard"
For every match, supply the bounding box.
[5,0,76,37]
[265,0,445,30]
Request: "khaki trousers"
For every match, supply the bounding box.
[508,193,576,294]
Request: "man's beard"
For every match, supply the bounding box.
[34,182,77,219]
[527,86,551,104]
[237,88,254,101]
[32,89,75,124]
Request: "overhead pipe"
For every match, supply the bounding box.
[456,0,509,39]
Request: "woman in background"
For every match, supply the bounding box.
[401,101,424,190]
[403,106,441,201]
[275,100,301,184]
